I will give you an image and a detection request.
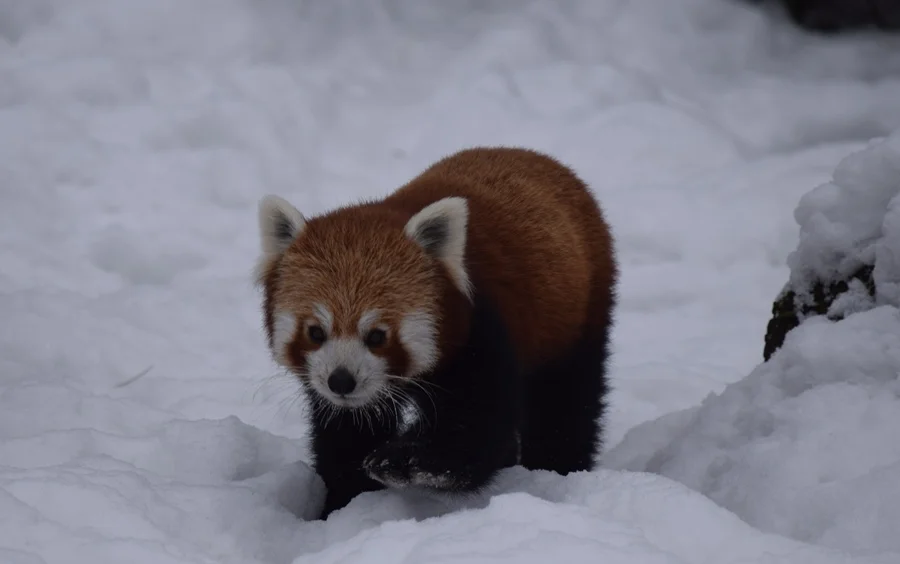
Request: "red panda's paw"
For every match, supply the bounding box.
[362,440,457,491]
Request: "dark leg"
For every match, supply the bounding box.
[363,293,521,493]
[518,320,611,474]
[308,396,397,519]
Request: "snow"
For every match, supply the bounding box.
[606,304,900,555]
[606,131,900,556]
[2,0,900,563]
[786,130,900,308]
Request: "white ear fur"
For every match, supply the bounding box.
[259,195,306,255]
[404,196,472,300]
[255,195,307,282]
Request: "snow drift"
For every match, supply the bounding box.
[607,131,900,557]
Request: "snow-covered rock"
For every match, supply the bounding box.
[789,130,900,307]
[764,130,900,358]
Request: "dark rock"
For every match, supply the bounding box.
[763,264,876,361]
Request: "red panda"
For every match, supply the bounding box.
[255,147,617,519]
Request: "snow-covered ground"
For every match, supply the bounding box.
[2,0,900,562]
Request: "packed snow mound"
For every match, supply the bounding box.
[607,306,900,555]
[0,439,884,564]
[606,133,900,557]
[0,415,324,563]
[289,468,879,564]
[761,131,900,359]
[788,129,900,310]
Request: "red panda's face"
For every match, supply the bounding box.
[269,258,439,409]
[255,195,472,410]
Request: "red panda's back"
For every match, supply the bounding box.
[384,147,616,370]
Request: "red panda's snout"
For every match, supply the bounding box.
[302,322,394,408]
[270,305,443,409]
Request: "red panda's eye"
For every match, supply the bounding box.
[308,325,326,344]
[364,329,386,348]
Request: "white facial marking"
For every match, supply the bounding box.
[400,310,438,376]
[312,303,333,333]
[404,197,472,301]
[271,311,297,364]
[306,337,388,407]
[358,309,381,334]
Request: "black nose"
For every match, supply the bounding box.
[327,367,356,395]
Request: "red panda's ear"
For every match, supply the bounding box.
[258,195,306,255]
[404,197,473,301]
[255,195,306,280]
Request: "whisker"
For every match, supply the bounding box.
[386,374,450,395]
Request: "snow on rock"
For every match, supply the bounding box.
[788,130,900,307]
[606,131,900,557]
[762,132,900,359]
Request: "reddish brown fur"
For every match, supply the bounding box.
[260,146,615,376]
[384,147,616,370]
